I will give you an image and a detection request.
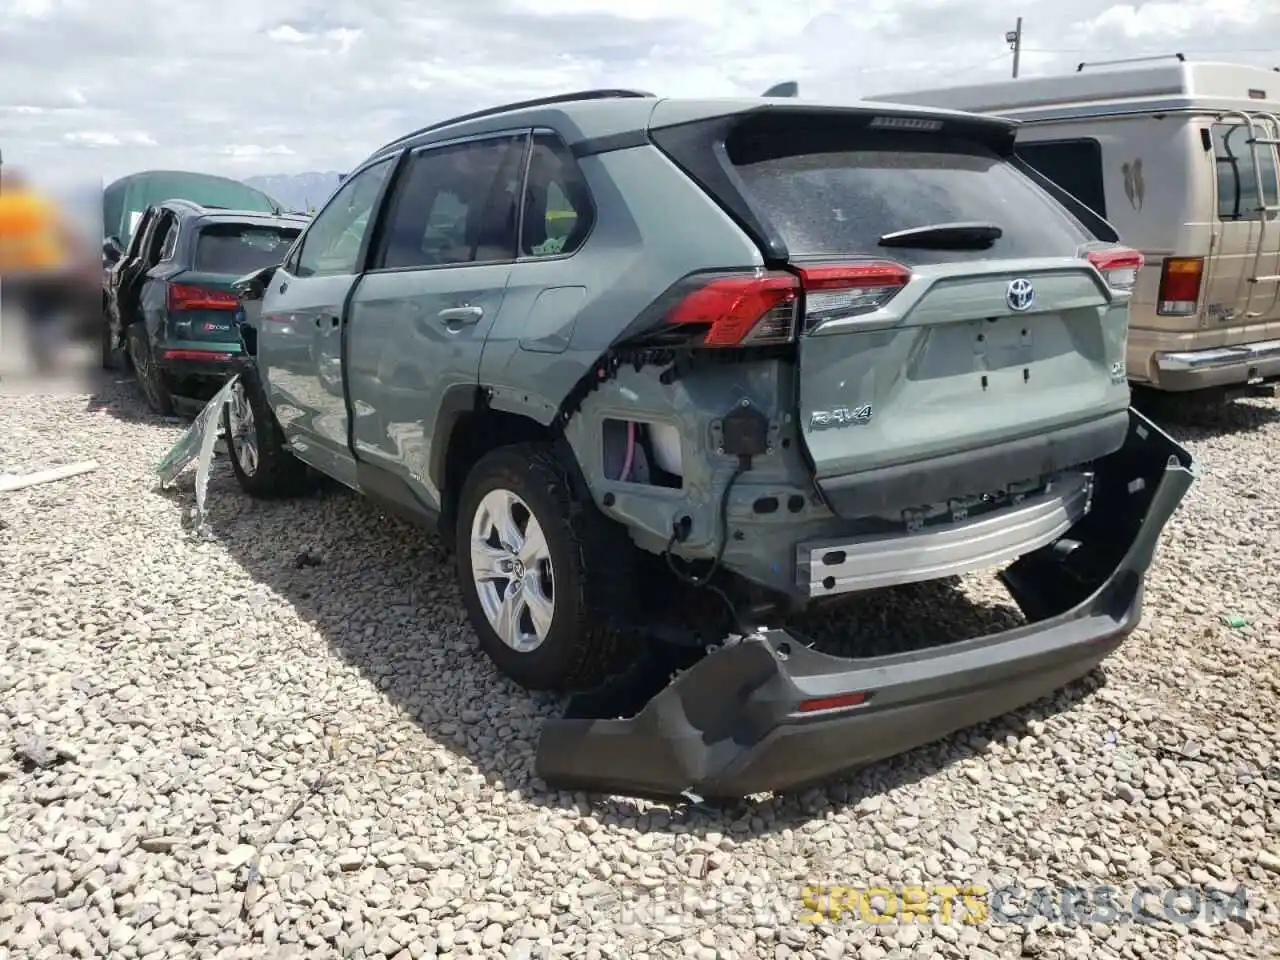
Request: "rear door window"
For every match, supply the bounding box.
[373,133,526,270]
[1212,122,1280,221]
[728,126,1092,266]
[519,133,595,258]
[195,224,302,274]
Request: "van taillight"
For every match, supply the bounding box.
[1157,257,1204,316]
[168,284,239,312]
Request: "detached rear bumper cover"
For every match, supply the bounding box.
[536,409,1196,800]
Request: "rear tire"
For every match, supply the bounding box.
[222,364,309,498]
[455,443,630,692]
[126,323,173,416]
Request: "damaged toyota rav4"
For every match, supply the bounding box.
[223,89,1196,800]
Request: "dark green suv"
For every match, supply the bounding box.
[103,199,306,413]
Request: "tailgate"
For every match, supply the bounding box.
[176,221,301,344]
[718,111,1132,517]
[798,261,1124,484]
[167,271,242,343]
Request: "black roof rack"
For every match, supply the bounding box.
[373,88,656,156]
[1077,53,1184,73]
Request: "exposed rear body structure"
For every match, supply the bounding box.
[875,56,1280,394]
[199,89,1195,798]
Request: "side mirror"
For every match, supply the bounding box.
[231,264,277,302]
[102,236,123,264]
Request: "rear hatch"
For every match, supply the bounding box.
[169,222,300,346]
[651,105,1134,518]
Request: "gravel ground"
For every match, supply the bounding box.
[1,373,1279,960]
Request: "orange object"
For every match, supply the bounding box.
[0,186,68,275]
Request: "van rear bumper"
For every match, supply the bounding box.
[1149,338,1280,391]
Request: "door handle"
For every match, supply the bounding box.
[437,305,484,325]
[314,314,340,328]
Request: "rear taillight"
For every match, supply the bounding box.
[1157,257,1204,316]
[665,271,800,347]
[168,283,239,312]
[1085,246,1144,291]
[656,261,912,348]
[794,262,911,328]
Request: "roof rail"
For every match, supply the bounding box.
[374,88,657,155]
[1077,53,1185,73]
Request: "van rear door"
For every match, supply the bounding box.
[1205,117,1280,325]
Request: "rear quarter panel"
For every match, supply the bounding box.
[478,142,765,426]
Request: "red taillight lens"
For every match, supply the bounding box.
[161,349,234,362]
[654,261,911,348]
[1157,257,1204,316]
[665,271,800,347]
[1085,246,1144,291]
[797,691,870,713]
[168,283,239,312]
[794,261,911,328]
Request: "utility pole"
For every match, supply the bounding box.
[1006,18,1024,79]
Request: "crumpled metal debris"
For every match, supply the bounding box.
[156,375,239,532]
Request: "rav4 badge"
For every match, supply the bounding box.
[810,405,873,430]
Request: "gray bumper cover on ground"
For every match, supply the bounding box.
[535,408,1197,800]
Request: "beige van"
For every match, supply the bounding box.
[875,56,1280,394]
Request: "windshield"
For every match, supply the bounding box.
[194,223,301,274]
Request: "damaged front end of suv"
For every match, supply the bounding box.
[536,409,1195,800]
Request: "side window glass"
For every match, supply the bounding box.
[145,215,171,266]
[1015,139,1108,219]
[126,211,153,260]
[520,133,595,258]
[375,134,525,271]
[1214,123,1280,221]
[295,157,395,278]
[159,220,179,261]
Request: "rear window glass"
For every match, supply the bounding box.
[194,224,301,274]
[728,127,1092,265]
[1212,122,1279,220]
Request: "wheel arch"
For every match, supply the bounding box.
[433,385,591,549]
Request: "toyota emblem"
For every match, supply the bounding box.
[1006,278,1035,312]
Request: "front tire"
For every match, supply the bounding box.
[222,364,309,498]
[455,443,627,692]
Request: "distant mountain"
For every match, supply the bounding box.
[243,172,344,214]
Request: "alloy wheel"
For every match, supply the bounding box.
[227,380,259,476]
[469,488,556,652]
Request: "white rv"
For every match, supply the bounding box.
[875,55,1280,394]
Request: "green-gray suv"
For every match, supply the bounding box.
[227,89,1196,799]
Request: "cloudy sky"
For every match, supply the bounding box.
[2,0,1277,185]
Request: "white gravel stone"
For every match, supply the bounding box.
[2,376,1280,960]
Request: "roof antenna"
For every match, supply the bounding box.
[762,81,799,97]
